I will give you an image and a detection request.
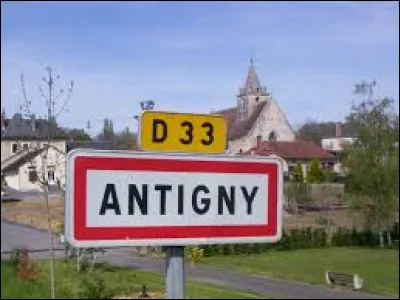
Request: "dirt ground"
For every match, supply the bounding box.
[1,197,64,233]
[1,196,365,234]
[283,209,365,230]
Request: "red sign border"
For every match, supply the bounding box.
[73,156,278,241]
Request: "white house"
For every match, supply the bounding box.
[1,112,67,192]
[321,122,356,173]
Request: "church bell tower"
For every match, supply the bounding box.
[236,58,270,120]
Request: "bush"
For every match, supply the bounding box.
[294,162,304,183]
[307,160,325,183]
[323,169,340,183]
[222,244,235,256]
[11,247,29,270]
[10,248,38,281]
[79,271,114,299]
[275,230,291,251]
[202,245,215,257]
[313,228,328,248]
[199,227,390,257]
[331,227,380,247]
[392,222,399,240]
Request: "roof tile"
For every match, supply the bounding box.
[244,140,336,160]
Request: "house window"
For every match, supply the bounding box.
[23,143,29,151]
[255,97,259,102]
[11,143,18,154]
[28,166,38,182]
[47,167,55,185]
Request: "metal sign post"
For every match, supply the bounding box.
[165,246,185,299]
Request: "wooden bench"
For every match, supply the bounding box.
[325,271,363,290]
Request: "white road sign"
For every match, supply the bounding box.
[65,149,283,248]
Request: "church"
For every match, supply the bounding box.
[213,59,296,154]
[213,60,337,179]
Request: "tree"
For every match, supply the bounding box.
[115,126,137,150]
[18,67,74,298]
[307,160,325,183]
[64,128,91,142]
[95,118,116,149]
[296,120,358,145]
[294,161,304,183]
[102,118,114,141]
[341,80,399,247]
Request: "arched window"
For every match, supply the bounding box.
[268,131,278,142]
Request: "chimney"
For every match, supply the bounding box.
[335,122,342,138]
[256,135,262,148]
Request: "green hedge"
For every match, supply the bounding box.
[202,224,399,257]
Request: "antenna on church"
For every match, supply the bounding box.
[250,49,255,64]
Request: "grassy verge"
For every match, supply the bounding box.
[1,259,267,299]
[202,247,399,297]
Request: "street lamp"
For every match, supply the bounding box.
[134,100,157,121]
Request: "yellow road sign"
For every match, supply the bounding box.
[139,111,227,153]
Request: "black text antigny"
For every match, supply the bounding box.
[99,183,259,216]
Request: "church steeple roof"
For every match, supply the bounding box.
[238,58,267,97]
[244,58,261,91]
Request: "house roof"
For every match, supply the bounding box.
[1,147,47,174]
[1,113,67,140]
[213,101,267,140]
[243,140,336,160]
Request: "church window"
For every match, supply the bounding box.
[268,131,278,142]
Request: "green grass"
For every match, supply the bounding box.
[202,247,399,297]
[1,259,266,299]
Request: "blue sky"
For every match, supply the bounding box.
[1,1,399,135]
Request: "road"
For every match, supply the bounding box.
[1,220,392,299]
[1,187,60,202]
